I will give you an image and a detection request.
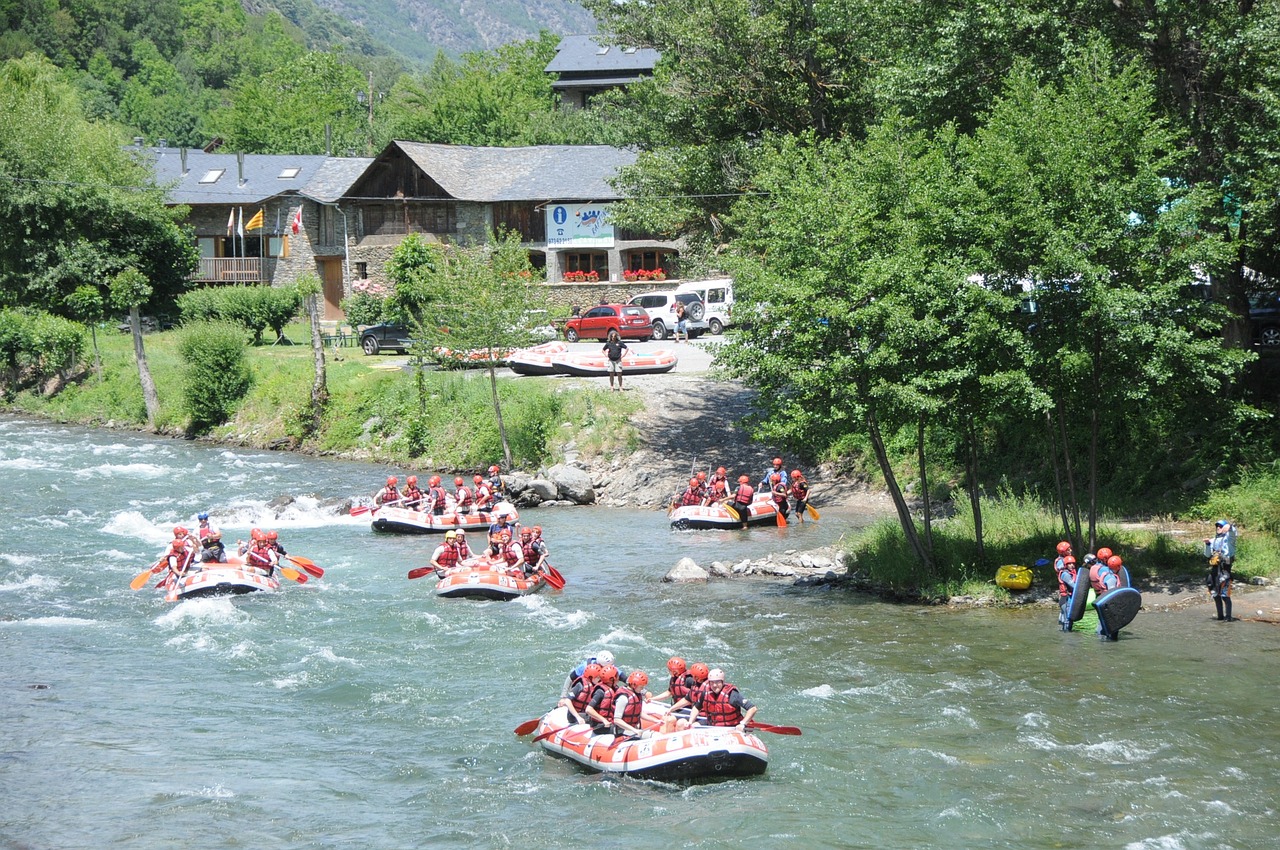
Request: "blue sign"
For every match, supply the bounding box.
[552,206,568,225]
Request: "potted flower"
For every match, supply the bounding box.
[585,270,600,282]
[653,268,667,282]
[637,269,652,281]
[623,269,639,282]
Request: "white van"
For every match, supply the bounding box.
[674,278,735,334]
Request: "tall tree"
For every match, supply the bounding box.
[111,267,161,428]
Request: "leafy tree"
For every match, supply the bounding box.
[295,274,327,437]
[66,284,106,379]
[176,320,251,433]
[110,267,160,428]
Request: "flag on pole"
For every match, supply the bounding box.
[245,208,265,231]
[226,209,235,236]
[237,207,244,238]
[273,207,281,236]
[291,207,302,235]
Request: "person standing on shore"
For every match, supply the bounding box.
[789,470,811,522]
[602,329,628,391]
[1204,519,1237,621]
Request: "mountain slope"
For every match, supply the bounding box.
[311,0,597,62]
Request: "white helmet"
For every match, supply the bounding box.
[707,668,725,682]
[596,650,615,667]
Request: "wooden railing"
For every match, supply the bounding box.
[192,257,264,283]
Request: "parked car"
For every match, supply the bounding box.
[562,304,653,342]
[674,278,735,334]
[359,323,415,355]
[1251,291,1280,348]
[628,291,708,340]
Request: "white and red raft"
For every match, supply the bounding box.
[434,556,547,601]
[532,704,768,781]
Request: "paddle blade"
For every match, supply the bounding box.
[407,566,436,581]
[279,566,307,583]
[349,505,371,516]
[288,557,324,577]
[514,718,540,736]
[747,721,802,736]
[806,503,820,521]
[722,502,740,521]
[129,569,153,590]
[776,509,787,528]
[543,567,565,590]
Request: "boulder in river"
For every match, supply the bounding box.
[663,557,709,583]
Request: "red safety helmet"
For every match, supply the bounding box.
[772,456,783,466]
[532,526,542,535]
[689,477,699,487]
[738,475,750,484]
[791,469,803,479]
[1056,541,1072,555]
[1107,555,1123,568]
[489,465,500,474]
[667,656,687,675]
[250,528,265,541]
[583,663,603,681]
[696,471,707,481]
[769,472,781,482]
[1097,547,1113,561]
[172,526,188,537]
[454,477,464,486]
[520,527,533,537]
[406,475,417,486]
[1064,555,1076,565]
[473,474,484,484]
[599,665,618,685]
[627,671,649,690]
[716,466,726,475]
[689,662,709,683]
[386,476,397,487]
[267,530,278,541]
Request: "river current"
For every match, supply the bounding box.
[1,416,1278,849]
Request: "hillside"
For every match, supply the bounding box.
[311,0,597,62]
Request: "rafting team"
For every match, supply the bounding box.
[557,650,757,739]
[373,464,507,516]
[1053,519,1238,631]
[674,456,813,528]
[161,512,289,578]
[427,519,551,580]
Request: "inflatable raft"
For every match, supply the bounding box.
[551,349,678,377]
[162,559,280,602]
[533,704,768,781]
[371,501,518,534]
[670,496,784,530]
[435,556,546,600]
[995,564,1032,590]
[508,341,568,376]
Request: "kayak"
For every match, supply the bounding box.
[161,557,280,602]
[371,500,519,534]
[995,564,1032,590]
[435,556,546,600]
[508,341,568,376]
[551,349,678,377]
[533,703,768,781]
[670,496,784,530]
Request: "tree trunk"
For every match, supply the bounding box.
[90,324,102,381]
[306,293,328,436]
[1056,399,1083,545]
[917,415,933,556]
[488,354,512,468]
[866,405,932,571]
[964,413,986,567]
[128,306,160,429]
[1046,409,1071,539]
[1088,347,1101,550]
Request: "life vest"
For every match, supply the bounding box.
[734,483,754,504]
[771,482,788,505]
[708,479,728,499]
[377,486,400,505]
[474,484,493,507]
[489,475,504,494]
[455,539,472,559]
[402,486,422,507]
[789,480,809,500]
[1055,561,1077,598]
[1088,564,1119,593]
[455,486,472,507]
[589,683,615,725]
[699,683,743,727]
[569,681,591,715]
[615,685,643,728]
[680,488,701,507]
[429,485,447,512]
[522,540,540,564]
[503,543,521,568]
[668,672,693,703]
[246,545,275,571]
[434,544,458,570]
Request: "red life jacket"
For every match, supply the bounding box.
[771,482,787,504]
[1089,564,1105,593]
[735,483,754,503]
[522,540,540,564]
[455,486,472,506]
[590,683,615,723]
[669,673,693,703]
[378,486,400,504]
[569,681,592,714]
[1056,564,1077,598]
[402,486,422,506]
[503,543,521,568]
[789,480,808,500]
[615,685,643,727]
[680,488,701,507]
[429,485,447,508]
[435,544,458,569]
[699,683,743,727]
[709,479,727,499]
[475,484,493,507]
[246,545,274,570]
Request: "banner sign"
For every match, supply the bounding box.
[546,203,614,248]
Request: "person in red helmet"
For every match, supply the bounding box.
[374,476,400,507]
[453,477,472,516]
[704,467,730,505]
[768,471,789,518]
[400,476,423,511]
[558,662,600,724]
[519,526,547,576]
[426,475,448,516]
[473,474,494,516]
[679,477,702,508]
[585,665,620,734]
[759,456,785,490]
[1090,548,1116,593]
[265,529,287,558]
[244,529,278,575]
[690,667,757,731]
[668,662,710,716]
[788,470,811,522]
[487,464,504,496]
[652,656,696,705]
[611,671,651,737]
[732,475,754,529]
[166,527,198,577]
[1055,555,1079,630]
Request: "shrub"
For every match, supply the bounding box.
[177,285,303,344]
[340,280,389,327]
[176,321,252,432]
[0,308,85,398]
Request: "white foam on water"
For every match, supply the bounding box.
[272,671,310,689]
[94,549,138,563]
[1023,734,1061,752]
[940,706,977,728]
[1205,800,1236,815]
[1124,830,1212,850]
[308,646,360,667]
[227,641,257,659]
[1,553,37,566]
[593,627,649,648]
[0,574,61,593]
[3,616,97,627]
[92,442,156,457]
[207,494,354,530]
[78,462,169,479]
[154,596,243,629]
[43,517,69,528]
[407,610,444,627]
[1020,711,1050,729]
[101,510,172,545]
[1081,738,1160,763]
[801,684,836,698]
[917,748,961,766]
[514,595,592,629]
[218,450,298,470]
[172,785,236,799]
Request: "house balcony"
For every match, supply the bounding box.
[191,257,271,283]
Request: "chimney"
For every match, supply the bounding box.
[237,151,245,187]
[180,147,188,176]
[157,138,167,148]
[133,137,144,146]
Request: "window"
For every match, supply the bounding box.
[278,167,301,179]
[585,307,613,319]
[563,251,608,276]
[267,236,289,258]
[625,249,674,272]
[198,169,224,184]
[363,203,455,236]
[705,287,726,305]
[197,238,217,258]
[354,262,368,279]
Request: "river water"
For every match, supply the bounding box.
[2,416,1278,850]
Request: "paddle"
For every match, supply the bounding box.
[775,506,787,527]
[407,566,437,580]
[279,566,308,583]
[129,558,165,590]
[806,503,820,521]
[350,498,404,516]
[541,564,566,589]
[286,555,324,578]
[746,721,802,736]
[721,499,740,522]
[514,718,541,736]
[533,726,572,743]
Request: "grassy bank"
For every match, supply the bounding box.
[6,322,641,469]
[848,486,1280,601]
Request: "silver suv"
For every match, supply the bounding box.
[628,291,708,341]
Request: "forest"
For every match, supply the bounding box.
[2,1,1279,573]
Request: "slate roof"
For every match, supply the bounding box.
[393,142,636,202]
[544,34,659,77]
[302,156,375,203]
[137,146,330,205]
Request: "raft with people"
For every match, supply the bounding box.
[370,501,519,534]
[532,702,769,781]
[669,495,783,530]
[434,555,550,600]
[160,557,281,602]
